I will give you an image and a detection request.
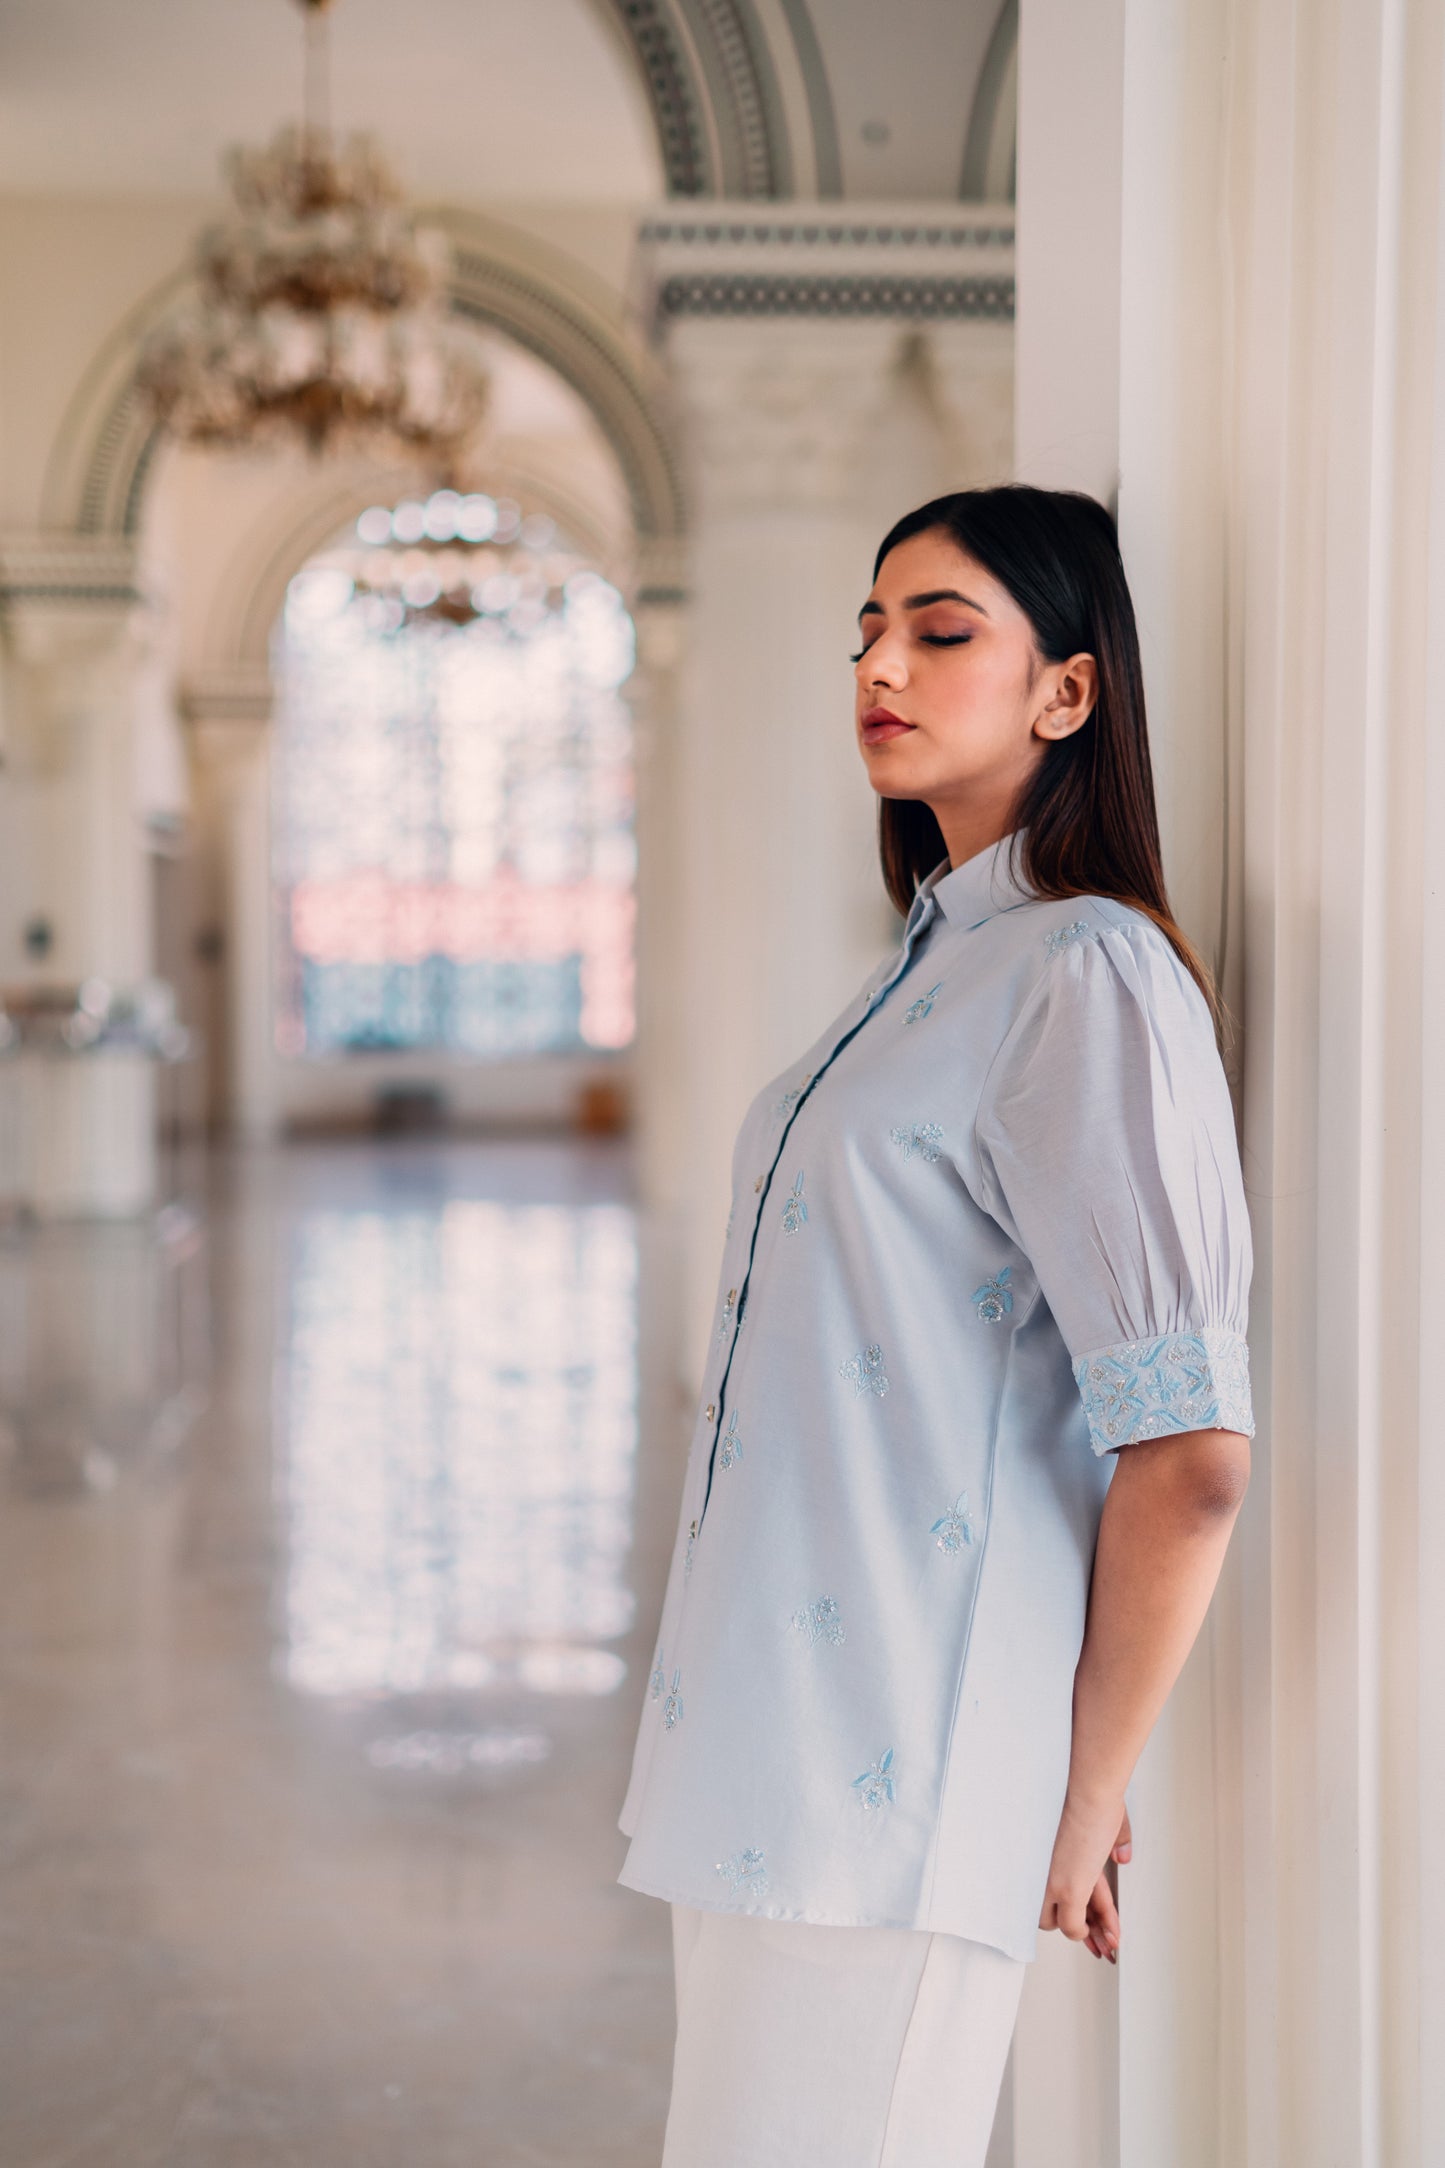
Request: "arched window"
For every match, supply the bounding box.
[272,492,636,1059]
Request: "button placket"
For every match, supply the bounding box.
[651,897,946,1728]
[689,898,942,1541]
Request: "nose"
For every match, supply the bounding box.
[855,629,907,692]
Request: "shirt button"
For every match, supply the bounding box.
[753,1175,764,1192]
[689,1519,698,1538]
[705,1404,716,1423]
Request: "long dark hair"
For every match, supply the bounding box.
[872,485,1221,1030]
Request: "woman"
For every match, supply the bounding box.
[616,485,1255,2167]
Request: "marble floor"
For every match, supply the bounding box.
[0,1138,687,2167]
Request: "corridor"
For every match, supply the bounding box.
[0,1139,679,2167]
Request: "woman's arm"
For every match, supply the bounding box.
[1039,1425,1252,1960]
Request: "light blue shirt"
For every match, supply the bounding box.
[617,827,1255,1960]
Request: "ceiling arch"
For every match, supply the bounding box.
[595,0,838,199]
[45,215,686,569]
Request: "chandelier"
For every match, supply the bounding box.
[137,0,488,464]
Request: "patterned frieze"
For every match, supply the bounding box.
[636,205,1015,330]
[0,533,140,613]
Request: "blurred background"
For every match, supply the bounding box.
[0,1,1440,2164]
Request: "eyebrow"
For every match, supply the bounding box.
[857,588,991,620]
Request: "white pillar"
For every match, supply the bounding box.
[0,553,160,1216]
[665,316,899,1365]
[629,550,690,1225]
[1016,0,1445,2161]
[184,673,279,1143]
[638,209,1016,1367]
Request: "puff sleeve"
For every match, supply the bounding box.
[974,917,1255,1454]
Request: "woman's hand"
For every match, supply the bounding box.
[1039,1797,1132,1962]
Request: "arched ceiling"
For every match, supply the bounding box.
[0,0,1015,206]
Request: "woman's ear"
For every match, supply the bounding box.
[1034,652,1098,741]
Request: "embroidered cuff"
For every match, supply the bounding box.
[1072,1327,1255,1454]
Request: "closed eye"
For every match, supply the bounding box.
[849,632,973,662]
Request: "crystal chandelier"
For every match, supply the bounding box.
[137,0,488,464]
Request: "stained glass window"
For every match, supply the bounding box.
[272,494,636,1057]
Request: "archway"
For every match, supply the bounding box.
[42,212,686,578]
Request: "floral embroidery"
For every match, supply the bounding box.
[1044,918,1091,956]
[725,1203,735,1238]
[782,1170,808,1235]
[790,1596,845,1647]
[649,1652,666,1700]
[852,1748,898,1811]
[890,1121,944,1163]
[718,1410,744,1471]
[839,1343,889,1399]
[903,981,943,1024]
[971,1267,1014,1323]
[715,1847,769,1898]
[930,1492,976,1555]
[663,1670,684,1730]
[718,1287,737,1341]
[1073,1328,1254,1452]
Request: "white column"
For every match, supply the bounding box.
[1016,0,1445,2162]
[629,550,690,1225]
[0,569,159,1216]
[184,674,279,1143]
[660,318,924,1368]
[636,211,1016,1365]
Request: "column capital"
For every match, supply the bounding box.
[636,207,1016,515]
[664,317,910,512]
[0,533,144,665]
[0,537,154,775]
[181,670,274,787]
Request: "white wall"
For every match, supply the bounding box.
[1015,0,1445,2161]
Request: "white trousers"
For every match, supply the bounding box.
[660,1904,1026,2168]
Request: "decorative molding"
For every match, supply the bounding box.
[638,207,1015,328]
[960,0,1019,204]
[639,213,1015,248]
[0,533,141,610]
[656,271,1014,321]
[602,0,712,196]
[598,0,803,199]
[180,669,274,729]
[773,0,841,198]
[684,0,788,198]
[445,242,686,542]
[632,532,690,606]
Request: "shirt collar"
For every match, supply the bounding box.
[907,827,1036,934]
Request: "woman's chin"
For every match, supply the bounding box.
[861,752,933,800]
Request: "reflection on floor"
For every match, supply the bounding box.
[0,1138,683,2168]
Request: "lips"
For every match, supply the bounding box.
[861,706,916,745]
